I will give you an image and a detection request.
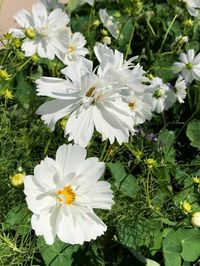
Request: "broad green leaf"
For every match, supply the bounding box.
[186,120,200,148]
[163,229,200,266]
[107,162,139,197]
[3,204,31,235]
[37,237,79,266]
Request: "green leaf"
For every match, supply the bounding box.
[14,72,34,108]
[152,54,177,83]
[107,162,139,198]
[3,204,31,235]
[163,229,200,266]
[158,129,176,163]
[37,237,79,266]
[186,119,200,148]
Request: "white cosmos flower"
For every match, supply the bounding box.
[36,57,134,147]
[40,0,64,11]
[9,2,70,60]
[24,144,114,245]
[94,44,143,91]
[183,0,200,16]
[175,76,187,103]
[149,77,176,113]
[173,49,200,83]
[122,90,154,125]
[99,9,120,39]
[58,29,89,65]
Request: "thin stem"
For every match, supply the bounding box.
[158,14,178,53]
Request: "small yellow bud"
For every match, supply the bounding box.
[4,33,12,40]
[147,73,154,80]
[10,173,25,187]
[60,115,69,130]
[133,150,143,160]
[101,29,109,36]
[102,36,111,45]
[183,19,194,27]
[93,19,101,27]
[191,212,200,227]
[2,89,14,101]
[25,28,36,39]
[113,11,121,18]
[182,200,192,213]
[193,176,200,184]
[144,158,157,169]
[0,69,10,80]
[31,54,39,63]
[13,38,22,48]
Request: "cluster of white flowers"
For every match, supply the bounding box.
[36,43,181,148]
[9,0,196,247]
[9,0,89,64]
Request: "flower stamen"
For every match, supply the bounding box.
[56,185,75,205]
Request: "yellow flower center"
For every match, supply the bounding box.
[68,45,76,54]
[128,100,137,110]
[25,28,36,39]
[56,186,75,205]
[86,86,96,97]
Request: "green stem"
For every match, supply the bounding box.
[158,14,178,53]
[125,21,136,60]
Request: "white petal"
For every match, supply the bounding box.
[57,206,106,244]
[32,2,48,29]
[56,144,87,178]
[65,106,94,147]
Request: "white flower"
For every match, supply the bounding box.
[10,2,70,60]
[40,0,64,11]
[123,90,154,125]
[58,29,89,65]
[183,0,200,16]
[99,9,120,39]
[149,77,176,113]
[36,57,134,147]
[24,144,114,245]
[174,76,187,103]
[173,49,200,83]
[94,44,153,125]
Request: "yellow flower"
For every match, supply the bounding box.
[144,158,157,168]
[191,212,200,227]
[10,173,25,187]
[2,89,14,101]
[182,200,192,214]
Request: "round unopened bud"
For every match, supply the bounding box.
[25,28,36,39]
[10,173,25,187]
[102,36,111,45]
[191,212,200,227]
[13,38,22,48]
[182,201,192,213]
